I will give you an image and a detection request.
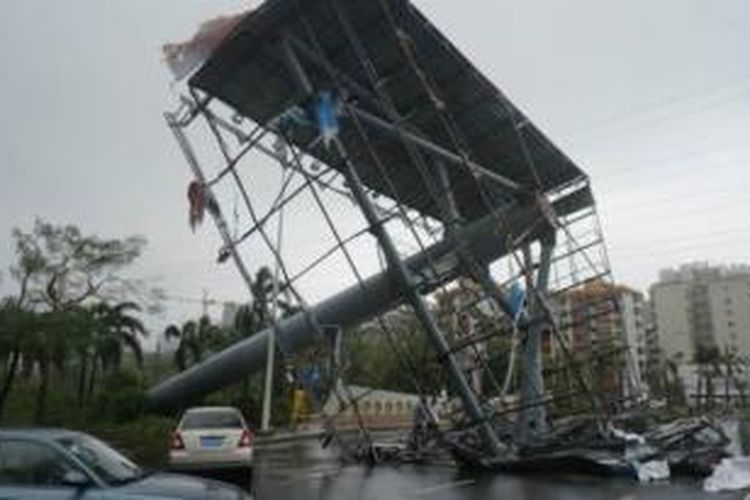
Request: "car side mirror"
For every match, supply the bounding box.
[62,470,91,488]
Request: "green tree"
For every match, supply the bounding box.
[228,266,300,421]
[664,352,687,410]
[2,307,86,422]
[345,307,443,395]
[242,266,299,334]
[10,220,148,310]
[233,304,258,339]
[0,219,152,422]
[29,310,73,422]
[250,267,275,329]
[0,299,36,418]
[164,315,224,372]
[86,302,148,401]
[93,368,146,424]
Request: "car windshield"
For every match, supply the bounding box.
[181,410,244,430]
[57,434,142,485]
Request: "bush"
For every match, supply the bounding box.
[92,369,146,423]
[3,379,176,469]
[89,416,175,468]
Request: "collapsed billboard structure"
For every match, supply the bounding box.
[150,0,727,477]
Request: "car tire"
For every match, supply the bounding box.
[239,466,253,489]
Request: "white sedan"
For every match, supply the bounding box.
[169,407,254,480]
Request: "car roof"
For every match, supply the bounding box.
[182,406,241,414]
[0,428,82,441]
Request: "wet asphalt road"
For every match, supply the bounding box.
[247,436,748,500]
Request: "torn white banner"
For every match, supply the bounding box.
[163,11,249,81]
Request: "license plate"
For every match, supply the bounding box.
[200,436,224,448]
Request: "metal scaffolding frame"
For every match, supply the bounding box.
[150,0,645,470]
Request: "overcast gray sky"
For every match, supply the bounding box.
[1,0,749,341]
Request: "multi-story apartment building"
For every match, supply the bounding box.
[707,268,750,355]
[651,263,750,362]
[549,280,648,402]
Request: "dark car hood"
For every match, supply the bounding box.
[115,472,248,499]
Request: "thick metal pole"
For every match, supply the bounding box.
[260,169,287,431]
[519,233,556,440]
[435,162,518,321]
[146,212,493,409]
[147,190,586,410]
[260,272,277,431]
[336,139,503,456]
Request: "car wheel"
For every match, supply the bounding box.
[240,466,253,489]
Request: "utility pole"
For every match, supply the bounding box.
[261,150,288,432]
[260,270,279,432]
[201,289,209,317]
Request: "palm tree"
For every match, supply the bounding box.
[0,300,65,423]
[66,307,96,408]
[164,315,223,372]
[33,310,68,423]
[0,298,31,420]
[250,267,275,328]
[233,304,260,338]
[247,267,299,328]
[4,307,77,424]
[230,266,300,412]
[716,347,745,409]
[247,266,299,325]
[86,302,147,400]
[664,352,687,410]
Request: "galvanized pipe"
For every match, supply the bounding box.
[147,186,591,410]
[150,204,520,410]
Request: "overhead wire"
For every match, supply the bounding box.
[561,77,750,144]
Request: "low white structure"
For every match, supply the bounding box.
[320,384,422,429]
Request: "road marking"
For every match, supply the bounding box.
[267,466,349,485]
[415,478,476,496]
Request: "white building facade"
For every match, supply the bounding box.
[651,263,750,362]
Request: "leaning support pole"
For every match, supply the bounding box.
[518,232,556,441]
[337,144,504,457]
[435,162,518,321]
